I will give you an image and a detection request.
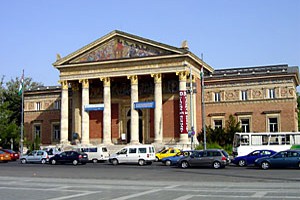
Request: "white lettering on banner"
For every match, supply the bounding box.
[179,90,188,134]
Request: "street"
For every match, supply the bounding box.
[0,161,299,200]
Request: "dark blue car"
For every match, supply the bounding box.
[254,150,300,169]
[232,150,276,167]
[161,150,194,166]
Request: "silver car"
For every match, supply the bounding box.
[178,149,230,169]
[20,150,53,164]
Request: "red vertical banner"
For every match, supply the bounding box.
[179,90,188,134]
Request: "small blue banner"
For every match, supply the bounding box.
[134,101,155,109]
[84,104,104,111]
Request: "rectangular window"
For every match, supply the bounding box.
[54,100,61,110]
[214,92,221,102]
[240,119,250,132]
[53,124,60,141]
[129,148,137,154]
[269,89,275,99]
[241,90,247,101]
[269,118,278,132]
[214,120,223,129]
[36,102,41,111]
[34,124,41,139]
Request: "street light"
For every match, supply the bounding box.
[189,66,194,150]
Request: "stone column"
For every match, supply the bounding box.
[176,71,189,144]
[60,80,69,144]
[71,82,81,142]
[79,79,90,144]
[100,77,112,144]
[127,75,139,144]
[151,73,163,144]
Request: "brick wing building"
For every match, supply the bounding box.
[23,31,299,147]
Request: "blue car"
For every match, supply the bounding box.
[255,150,300,170]
[232,150,276,167]
[162,150,194,166]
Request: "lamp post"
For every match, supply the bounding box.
[189,66,194,150]
[201,67,207,150]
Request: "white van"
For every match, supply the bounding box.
[109,145,156,166]
[74,145,109,163]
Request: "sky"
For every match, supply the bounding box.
[0,0,299,87]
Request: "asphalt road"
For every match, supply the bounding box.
[0,161,299,200]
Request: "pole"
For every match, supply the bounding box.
[201,67,207,150]
[20,69,24,156]
[189,66,194,150]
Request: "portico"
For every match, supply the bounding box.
[53,30,213,146]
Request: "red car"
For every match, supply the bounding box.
[1,149,19,161]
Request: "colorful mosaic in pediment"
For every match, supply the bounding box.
[70,37,173,63]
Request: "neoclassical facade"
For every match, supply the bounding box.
[23,31,299,147]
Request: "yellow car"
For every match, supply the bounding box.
[155,148,181,161]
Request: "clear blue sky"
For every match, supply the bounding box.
[1,0,299,86]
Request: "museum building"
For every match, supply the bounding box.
[23,30,299,146]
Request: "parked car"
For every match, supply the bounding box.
[162,150,195,166]
[1,149,19,161]
[178,149,230,169]
[20,150,52,164]
[254,150,300,169]
[232,150,277,167]
[155,147,181,161]
[0,150,11,162]
[49,151,88,166]
[74,145,109,163]
[109,145,156,166]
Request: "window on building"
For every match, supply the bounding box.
[53,124,60,141]
[36,102,41,111]
[214,92,221,102]
[34,124,41,139]
[240,119,250,132]
[241,90,247,101]
[214,120,223,129]
[54,100,61,110]
[269,89,275,99]
[268,117,278,132]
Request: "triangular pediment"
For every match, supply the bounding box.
[54,30,187,66]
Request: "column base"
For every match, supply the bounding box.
[130,140,140,145]
[179,134,189,144]
[153,139,163,144]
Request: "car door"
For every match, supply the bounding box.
[189,151,204,166]
[35,151,44,162]
[202,151,215,166]
[27,151,36,162]
[286,151,300,167]
[270,151,287,167]
[247,150,261,164]
[58,152,68,163]
[116,148,128,163]
[127,148,138,163]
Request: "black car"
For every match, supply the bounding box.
[49,151,88,166]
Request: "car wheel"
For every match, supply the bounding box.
[92,159,98,163]
[238,159,247,167]
[181,161,189,169]
[213,161,221,169]
[112,159,118,166]
[72,160,78,166]
[261,161,270,170]
[165,160,172,166]
[51,159,56,165]
[138,159,145,166]
[20,159,26,164]
[41,159,46,164]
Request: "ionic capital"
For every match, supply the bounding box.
[59,80,68,90]
[151,73,162,84]
[176,71,188,81]
[127,75,138,85]
[79,79,89,89]
[100,77,111,87]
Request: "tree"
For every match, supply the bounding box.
[0,75,43,150]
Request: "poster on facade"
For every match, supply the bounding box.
[179,90,188,134]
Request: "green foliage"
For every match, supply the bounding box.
[197,114,241,155]
[0,75,43,150]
